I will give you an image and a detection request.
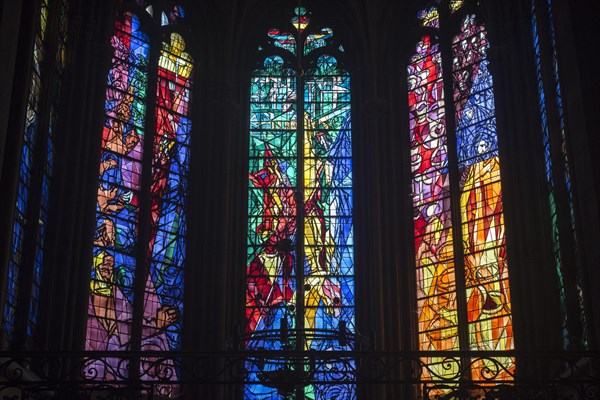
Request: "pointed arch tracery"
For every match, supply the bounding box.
[245,7,355,399]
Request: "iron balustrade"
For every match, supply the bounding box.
[0,351,598,399]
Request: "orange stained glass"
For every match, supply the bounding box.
[408,37,461,394]
[454,13,514,381]
[409,9,516,394]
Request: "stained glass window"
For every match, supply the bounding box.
[450,0,464,13]
[85,4,193,394]
[408,34,460,385]
[29,0,69,345]
[453,13,514,382]
[246,7,354,399]
[417,7,440,28]
[531,0,587,349]
[144,30,192,355]
[87,11,149,356]
[2,0,68,349]
[409,1,514,393]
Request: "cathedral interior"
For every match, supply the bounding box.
[0,0,599,398]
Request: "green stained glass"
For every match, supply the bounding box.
[246,9,354,399]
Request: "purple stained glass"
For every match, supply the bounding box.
[86,12,149,361]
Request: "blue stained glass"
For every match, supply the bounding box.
[247,17,353,398]
[456,118,498,166]
[458,79,514,384]
[418,6,440,28]
[546,1,574,211]
[455,88,495,130]
[268,29,297,55]
[532,0,566,339]
[454,55,498,167]
[304,27,333,55]
[133,32,193,392]
[303,65,354,368]
[3,0,53,345]
[404,13,515,388]
[86,12,150,360]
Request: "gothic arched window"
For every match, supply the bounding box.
[1,0,68,350]
[408,0,514,392]
[246,7,354,399]
[85,2,193,391]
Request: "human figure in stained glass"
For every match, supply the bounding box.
[304,122,343,333]
[88,250,132,352]
[142,31,193,358]
[247,145,296,335]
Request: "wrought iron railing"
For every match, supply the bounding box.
[0,351,598,399]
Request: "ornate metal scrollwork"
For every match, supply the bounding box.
[0,351,598,399]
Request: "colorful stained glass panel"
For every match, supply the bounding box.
[86,12,149,360]
[418,7,440,29]
[453,14,514,381]
[305,27,333,55]
[246,20,353,398]
[408,37,460,375]
[546,0,587,348]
